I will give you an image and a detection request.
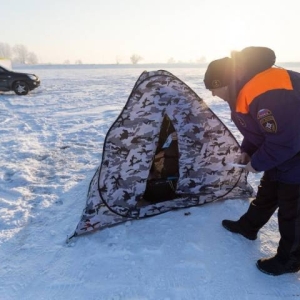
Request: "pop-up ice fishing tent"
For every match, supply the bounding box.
[69,70,254,240]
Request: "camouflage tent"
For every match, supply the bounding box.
[69,70,254,240]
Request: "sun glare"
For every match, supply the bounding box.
[222,18,250,55]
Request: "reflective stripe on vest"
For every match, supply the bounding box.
[236,68,293,114]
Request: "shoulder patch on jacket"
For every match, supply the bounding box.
[257,108,271,119]
[258,109,277,133]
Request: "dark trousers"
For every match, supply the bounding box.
[239,172,300,261]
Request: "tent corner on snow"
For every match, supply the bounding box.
[68,69,254,241]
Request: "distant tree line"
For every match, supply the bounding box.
[0,42,207,65]
[116,54,207,65]
[167,56,207,64]
[63,59,83,65]
[0,42,38,64]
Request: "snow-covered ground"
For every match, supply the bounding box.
[1,65,300,300]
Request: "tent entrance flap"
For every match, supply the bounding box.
[142,115,179,205]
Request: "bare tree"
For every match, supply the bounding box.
[75,59,82,64]
[27,52,38,64]
[130,54,143,64]
[64,60,70,64]
[0,42,12,58]
[13,44,29,64]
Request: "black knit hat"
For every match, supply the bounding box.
[204,57,232,89]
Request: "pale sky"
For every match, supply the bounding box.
[1,0,299,64]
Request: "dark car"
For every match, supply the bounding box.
[0,66,40,95]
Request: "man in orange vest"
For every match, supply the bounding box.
[204,47,300,276]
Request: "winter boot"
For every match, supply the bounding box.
[222,219,257,240]
[256,255,300,276]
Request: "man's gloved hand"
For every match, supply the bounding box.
[238,152,251,164]
[245,161,259,173]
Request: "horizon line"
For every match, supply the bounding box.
[12,61,300,68]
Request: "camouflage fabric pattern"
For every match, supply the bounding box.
[72,70,254,238]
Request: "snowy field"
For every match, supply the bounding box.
[1,64,300,300]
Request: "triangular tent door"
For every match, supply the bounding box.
[69,70,254,240]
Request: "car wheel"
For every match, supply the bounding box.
[13,81,29,95]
